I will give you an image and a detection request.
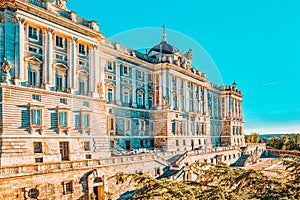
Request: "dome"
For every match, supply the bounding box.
[149,41,179,55]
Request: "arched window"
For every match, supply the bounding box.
[137,90,144,107]
[106,83,115,103]
[122,87,131,105]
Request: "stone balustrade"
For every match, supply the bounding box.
[0,153,163,178]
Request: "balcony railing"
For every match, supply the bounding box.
[25,82,44,89]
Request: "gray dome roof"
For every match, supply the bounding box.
[149,41,179,55]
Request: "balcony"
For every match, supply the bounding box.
[25,82,44,89]
[53,86,71,94]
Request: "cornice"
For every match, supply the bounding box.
[13,0,105,42]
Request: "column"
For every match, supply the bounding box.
[47,28,54,85]
[159,72,163,109]
[204,88,208,115]
[176,78,180,110]
[71,37,77,89]
[116,63,121,105]
[193,85,197,112]
[15,18,25,81]
[145,72,149,109]
[42,28,47,86]
[165,69,169,104]
[67,37,72,89]
[184,80,188,112]
[94,45,100,96]
[132,68,137,108]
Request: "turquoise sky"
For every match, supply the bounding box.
[68,0,300,134]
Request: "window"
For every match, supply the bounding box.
[149,96,153,108]
[78,60,85,66]
[31,109,41,126]
[107,61,113,70]
[84,141,91,151]
[86,154,92,159]
[56,54,64,60]
[137,93,144,106]
[125,118,131,132]
[183,140,186,146]
[28,46,38,53]
[59,142,69,161]
[28,26,37,40]
[172,96,177,110]
[35,157,43,163]
[33,142,42,153]
[149,121,155,132]
[28,188,39,198]
[123,90,129,104]
[79,80,85,95]
[123,65,129,75]
[59,111,67,127]
[109,118,115,131]
[137,70,143,79]
[83,101,89,107]
[60,98,67,105]
[108,88,113,102]
[176,140,179,146]
[79,43,86,54]
[28,70,37,86]
[84,114,89,128]
[56,75,63,91]
[65,182,73,193]
[32,95,41,101]
[56,36,64,48]
[62,181,73,194]
[75,114,81,129]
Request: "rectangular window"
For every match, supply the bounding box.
[65,182,73,193]
[107,61,113,70]
[28,26,38,40]
[32,94,41,101]
[56,75,63,91]
[79,80,85,95]
[28,46,38,53]
[33,142,42,153]
[83,101,89,107]
[60,98,67,105]
[183,140,186,146]
[32,109,41,126]
[123,66,129,75]
[137,70,142,79]
[78,60,86,66]
[109,118,115,131]
[59,142,69,161]
[35,157,43,163]
[79,43,86,54]
[176,140,179,146]
[75,114,81,129]
[84,114,89,128]
[56,36,64,48]
[29,70,37,86]
[56,54,64,60]
[108,88,113,102]
[140,139,145,148]
[59,112,67,127]
[84,141,91,151]
[86,154,92,159]
[123,91,129,104]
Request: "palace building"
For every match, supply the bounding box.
[0,0,255,199]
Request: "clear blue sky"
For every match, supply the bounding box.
[68,0,300,134]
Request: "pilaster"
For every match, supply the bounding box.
[115,63,121,105]
[132,68,137,108]
[145,72,149,109]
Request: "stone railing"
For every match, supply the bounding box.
[0,153,167,178]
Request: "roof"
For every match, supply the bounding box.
[149,41,179,55]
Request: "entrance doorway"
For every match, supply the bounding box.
[93,185,104,200]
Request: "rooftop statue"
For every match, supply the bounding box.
[53,0,68,10]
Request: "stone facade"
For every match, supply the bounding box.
[0,0,249,199]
